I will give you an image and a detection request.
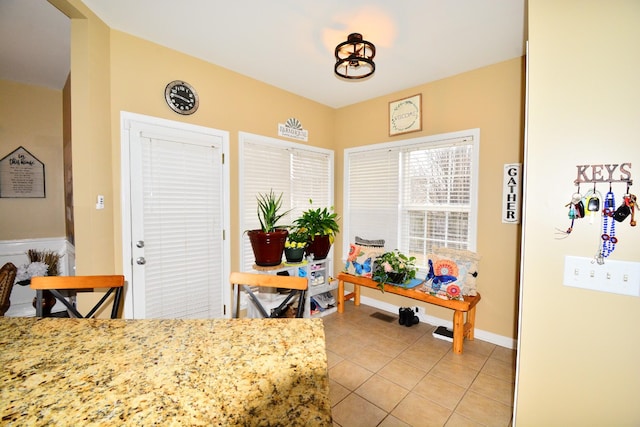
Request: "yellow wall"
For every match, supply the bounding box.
[334,58,525,338]
[0,80,65,240]
[49,0,114,275]
[516,1,640,424]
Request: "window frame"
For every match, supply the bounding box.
[343,129,479,274]
[238,132,334,271]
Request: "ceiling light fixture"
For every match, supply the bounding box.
[334,33,376,80]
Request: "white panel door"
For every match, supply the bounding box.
[124,116,228,319]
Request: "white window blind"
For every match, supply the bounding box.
[344,130,479,271]
[240,133,333,271]
[344,149,401,250]
[142,137,223,318]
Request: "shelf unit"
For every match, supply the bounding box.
[249,258,338,318]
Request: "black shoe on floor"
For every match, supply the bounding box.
[404,308,419,327]
[398,307,410,325]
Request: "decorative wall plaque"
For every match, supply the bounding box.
[0,146,45,198]
[278,117,309,142]
[389,94,422,136]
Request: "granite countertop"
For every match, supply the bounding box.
[0,317,332,426]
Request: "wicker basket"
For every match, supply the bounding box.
[0,263,17,316]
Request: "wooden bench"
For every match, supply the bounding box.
[337,272,481,354]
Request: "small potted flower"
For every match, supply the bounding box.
[284,227,309,263]
[372,250,417,292]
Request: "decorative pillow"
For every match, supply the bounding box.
[421,248,480,299]
[344,240,385,278]
[355,236,385,248]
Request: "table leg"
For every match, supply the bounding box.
[338,279,345,313]
[453,310,464,354]
[466,305,477,340]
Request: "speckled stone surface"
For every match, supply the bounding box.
[0,317,332,426]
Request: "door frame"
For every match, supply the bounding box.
[120,111,230,319]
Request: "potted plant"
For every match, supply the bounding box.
[293,201,340,260]
[284,226,308,263]
[247,190,292,266]
[372,250,417,292]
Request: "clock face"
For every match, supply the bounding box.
[164,80,199,115]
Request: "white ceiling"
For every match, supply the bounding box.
[0,0,526,108]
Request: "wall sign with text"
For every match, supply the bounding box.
[0,146,45,198]
[278,117,308,142]
[389,94,422,136]
[502,163,521,224]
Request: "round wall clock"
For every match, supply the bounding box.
[164,80,199,115]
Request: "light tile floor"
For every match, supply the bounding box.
[322,303,515,427]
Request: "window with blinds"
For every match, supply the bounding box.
[344,129,479,272]
[239,132,334,271]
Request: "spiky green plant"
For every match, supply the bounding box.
[256,190,292,232]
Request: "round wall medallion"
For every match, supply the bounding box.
[164,80,199,115]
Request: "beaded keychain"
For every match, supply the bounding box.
[598,187,617,263]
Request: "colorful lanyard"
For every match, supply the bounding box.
[600,190,617,260]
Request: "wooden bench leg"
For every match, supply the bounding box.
[465,305,477,341]
[453,310,464,354]
[338,279,345,313]
[338,280,361,313]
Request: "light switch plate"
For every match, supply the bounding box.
[563,256,640,297]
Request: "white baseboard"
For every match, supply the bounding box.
[359,295,517,350]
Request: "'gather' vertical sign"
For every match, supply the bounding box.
[502,163,521,224]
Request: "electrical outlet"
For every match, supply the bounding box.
[563,256,640,297]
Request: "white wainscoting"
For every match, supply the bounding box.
[0,237,75,317]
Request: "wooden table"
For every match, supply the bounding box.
[0,317,332,426]
[338,273,481,354]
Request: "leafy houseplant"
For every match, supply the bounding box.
[247,190,292,266]
[372,250,417,292]
[293,202,340,260]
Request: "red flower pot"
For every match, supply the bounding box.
[306,235,332,260]
[248,229,288,266]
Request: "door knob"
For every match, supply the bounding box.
[136,257,146,265]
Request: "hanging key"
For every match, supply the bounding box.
[629,194,637,226]
[613,195,631,222]
[585,194,600,224]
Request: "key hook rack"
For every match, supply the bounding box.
[573,162,632,185]
[558,163,635,263]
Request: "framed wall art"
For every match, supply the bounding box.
[0,146,45,198]
[389,94,422,136]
